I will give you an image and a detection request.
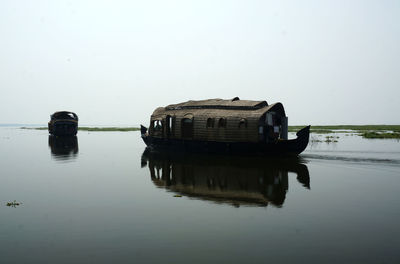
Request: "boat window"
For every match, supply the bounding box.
[266,112,274,126]
[239,118,247,128]
[153,120,163,132]
[166,115,172,136]
[181,118,193,138]
[167,116,172,129]
[171,116,176,135]
[218,118,226,128]
[206,118,214,128]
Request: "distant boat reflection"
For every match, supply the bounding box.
[48,135,79,161]
[141,150,310,207]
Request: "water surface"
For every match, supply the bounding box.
[0,128,399,263]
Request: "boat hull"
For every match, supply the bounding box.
[48,121,78,136]
[142,126,310,156]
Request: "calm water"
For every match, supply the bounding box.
[1,127,400,263]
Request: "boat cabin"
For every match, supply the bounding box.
[50,111,78,121]
[148,98,288,143]
[48,111,79,136]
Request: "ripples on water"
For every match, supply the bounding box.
[303,152,400,165]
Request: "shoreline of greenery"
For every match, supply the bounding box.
[20,125,400,139]
[21,127,140,132]
[288,125,400,132]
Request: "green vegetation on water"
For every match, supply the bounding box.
[325,135,339,142]
[79,127,140,132]
[295,129,334,134]
[289,125,400,132]
[6,200,22,207]
[361,132,400,139]
[21,127,47,130]
[289,125,400,139]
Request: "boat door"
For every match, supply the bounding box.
[181,114,194,139]
[165,115,172,138]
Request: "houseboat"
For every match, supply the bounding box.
[48,111,78,136]
[141,98,310,155]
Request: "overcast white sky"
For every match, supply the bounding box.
[0,0,399,126]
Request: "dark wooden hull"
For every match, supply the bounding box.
[141,125,310,156]
[48,120,78,136]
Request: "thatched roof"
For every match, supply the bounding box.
[165,98,268,110]
[51,111,78,120]
[152,98,285,119]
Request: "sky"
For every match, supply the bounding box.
[0,0,399,126]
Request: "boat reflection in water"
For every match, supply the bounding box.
[141,150,310,207]
[48,135,79,161]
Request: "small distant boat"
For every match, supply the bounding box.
[48,111,78,136]
[141,98,310,156]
